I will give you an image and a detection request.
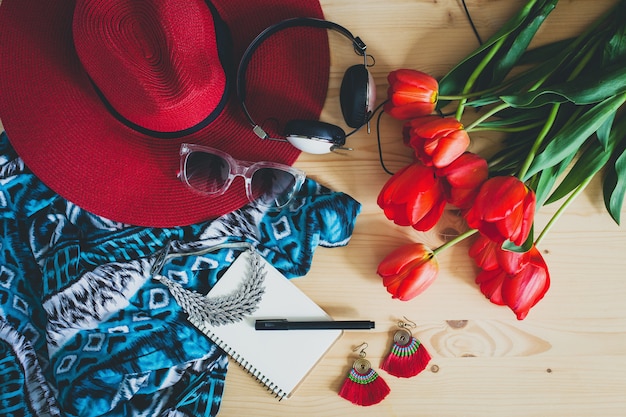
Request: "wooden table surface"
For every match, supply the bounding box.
[219,1,626,416]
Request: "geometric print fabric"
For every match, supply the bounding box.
[0,131,361,416]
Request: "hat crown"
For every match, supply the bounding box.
[73,0,228,135]
[0,0,328,226]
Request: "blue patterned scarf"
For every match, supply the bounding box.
[0,131,361,416]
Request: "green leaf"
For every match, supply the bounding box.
[602,2,626,66]
[603,140,626,225]
[547,115,626,204]
[534,153,575,207]
[471,107,544,128]
[596,111,617,150]
[465,62,557,107]
[546,139,613,204]
[489,0,559,86]
[465,41,579,108]
[531,164,558,208]
[523,94,626,181]
[500,64,626,108]
[437,0,556,106]
[501,225,534,253]
[518,38,575,65]
[488,128,537,176]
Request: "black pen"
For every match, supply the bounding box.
[255,319,375,331]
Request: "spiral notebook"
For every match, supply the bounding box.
[188,250,342,399]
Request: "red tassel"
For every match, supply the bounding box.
[338,358,390,406]
[381,335,431,378]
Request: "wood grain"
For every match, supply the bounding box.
[220,0,626,416]
[2,0,623,415]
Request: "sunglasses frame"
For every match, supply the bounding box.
[179,143,306,209]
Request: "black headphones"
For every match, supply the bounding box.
[237,17,375,154]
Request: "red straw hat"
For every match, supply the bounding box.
[0,0,329,226]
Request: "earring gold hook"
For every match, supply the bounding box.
[398,316,417,329]
[353,342,368,358]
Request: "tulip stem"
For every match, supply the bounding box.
[455,37,507,121]
[534,175,593,247]
[517,103,560,181]
[433,228,478,256]
[439,94,475,101]
[464,102,510,132]
[468,120,545,133]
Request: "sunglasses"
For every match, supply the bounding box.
[179,143,306,209]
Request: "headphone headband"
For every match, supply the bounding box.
[236,17,368,137]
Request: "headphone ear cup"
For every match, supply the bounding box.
[340,64,370,128]
[284,119,346,143]
[284,120,347,154]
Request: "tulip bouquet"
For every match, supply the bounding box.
[376,0,626,319]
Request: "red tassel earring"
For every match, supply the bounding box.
[381,318,431,378]
[338,342,390,406]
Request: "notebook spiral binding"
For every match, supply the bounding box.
[189,316,287,399]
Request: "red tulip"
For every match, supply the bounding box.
[377,161,446,231]
[474,267,507,306]
[377,243,439,301]
[464,176,536,246]
[469,233,529,275]
[403,116,471,168]
[475,245,550,320]
[502,245,550,320]
[384,69,438,120]
[437,152,488,209]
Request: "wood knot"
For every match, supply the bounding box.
[446,320,468,329]
[439,228,460,242]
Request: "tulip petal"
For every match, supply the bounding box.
[389,164,437,205]
[479,177,526,220]
[393,257,439,300]
[412,196,446,231]
[477,221,508,244]
[515,191,536,246]
[469,234,500,271]
[377,243,429,276]
[464,176,536,245]
[475,268,506,305]
[384,102,437,120]
[384,69,439,120]
[377,164,413,206]
[383,204,411,225]
[382,267,408,288]
[447,187,479,209]
[407,185,441,225]
[497,203,523,242]
[389,84,436,105]
[497,248,530,275]
[438,153,488,189]
[388,69,438,91]
[501,246,550,320]
[406,163,438,191]
[377,243,438,301]
[429,130,471,168]
[385,277,403,298]
[416,117,463,137]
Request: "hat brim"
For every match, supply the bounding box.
[0,0,329,227]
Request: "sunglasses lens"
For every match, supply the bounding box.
[250,167,298,208]
[185,151,230,194]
